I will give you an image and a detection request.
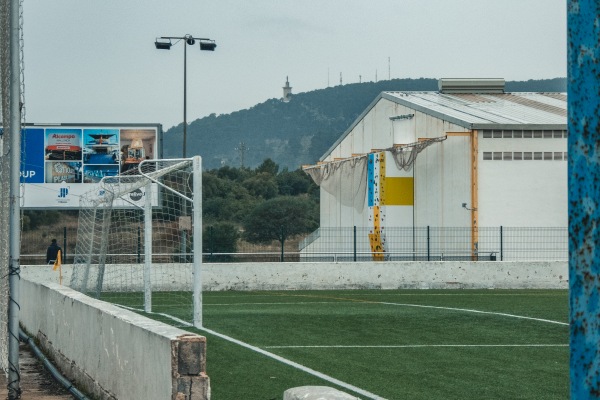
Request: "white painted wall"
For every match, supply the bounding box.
[478,132,568,227]
[22,262,568,291]
[19,279,210,400]
[312,95,568,258]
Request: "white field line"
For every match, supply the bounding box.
[376,301,569,326]
[199,326,387,400]
[206,292,566,299]
[208,298,568,326]
[207,301,352,306]
[134,309,387,400]
[264,344,568,349]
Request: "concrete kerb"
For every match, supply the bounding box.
[284,386,361,400]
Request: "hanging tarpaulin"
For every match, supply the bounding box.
[304,155,367,212]
[388,136,447,171]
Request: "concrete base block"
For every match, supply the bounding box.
[283,386,360,400]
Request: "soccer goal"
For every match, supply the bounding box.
[70,157,204,327]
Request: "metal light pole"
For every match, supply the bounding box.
[7,0,21,397]
[154,35,216,158]
[155,35,215,262]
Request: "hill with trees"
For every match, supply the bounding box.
[163,77,567,170]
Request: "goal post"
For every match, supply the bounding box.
[70,156,204,328]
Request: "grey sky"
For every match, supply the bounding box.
[22,0,566,130]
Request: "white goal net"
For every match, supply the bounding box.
[69,157,204,327]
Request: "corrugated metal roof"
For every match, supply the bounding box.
[383,91,567,129]
[320,90,567,161]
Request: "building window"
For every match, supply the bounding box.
[524,152,533,160]
[503,131,512,138]
[513,130,523,138]
[483,152,492,160]
[554,152,563,160]
[534,131,543,139]
[543,130,553,138]
[534,152,543,160]
[493,152,502,160]
[503,152,512,160]
[483,131,492,138]
[493,130,502,138]
[544,152,553,160]
[524,130,533,138]
[553,131,562,138]
[513,152,523,160]
[564,152,568,160]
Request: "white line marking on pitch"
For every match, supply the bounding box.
[264,344,568,349]
[376,301,569,326]
[200,326,387,400]
[209,297,568,326]
[207,301,350,306]
[142,310,387,400]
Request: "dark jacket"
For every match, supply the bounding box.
[46,243,61,264]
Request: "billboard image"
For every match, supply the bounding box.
[16,124,162,208]
[45,129,82,160]
[83,129,120,164]
[120,129,157,173]
[45,161,83,183]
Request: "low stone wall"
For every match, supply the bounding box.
[22,261,568,291]
[19,279,210,400]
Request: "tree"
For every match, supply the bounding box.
[276,168,316,196]
[256,158,279,175]
[243,173,278,199]
[243,196,318,244]
[203,222,239,260]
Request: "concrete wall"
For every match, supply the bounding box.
[19,279,210,400]
[22,261,569,291]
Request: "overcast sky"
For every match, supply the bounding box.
[22,0,566,130]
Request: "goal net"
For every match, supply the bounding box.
[69,157,204,327]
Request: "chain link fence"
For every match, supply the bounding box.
[20,225,568,264]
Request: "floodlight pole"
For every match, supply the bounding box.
[154,34,216,158]
[7,0,21,396]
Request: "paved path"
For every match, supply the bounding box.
[0,342,75,399]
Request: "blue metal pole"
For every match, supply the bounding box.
[568,1,600,398]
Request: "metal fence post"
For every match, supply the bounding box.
[209,225,213,262]
[62,226,67,263]
[500,225,503,261]
[353,226,357,262]
[427,226,430,261]
[280,225,285,262]
[137,226,141,263]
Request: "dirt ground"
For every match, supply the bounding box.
[0,342,76,399]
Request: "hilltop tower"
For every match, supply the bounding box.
[282,76,292,102]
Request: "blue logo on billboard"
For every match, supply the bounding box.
[57,183,71,204]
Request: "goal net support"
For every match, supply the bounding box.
[70,157,204,327]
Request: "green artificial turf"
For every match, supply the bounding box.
[116,289,569,399]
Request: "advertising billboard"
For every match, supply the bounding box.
[16,123,162,209]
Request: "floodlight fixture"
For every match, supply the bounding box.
[154,34,217,158]
[199,40,217,51]
[154,38,172,50]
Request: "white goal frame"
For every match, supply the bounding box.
[71,156,204,328]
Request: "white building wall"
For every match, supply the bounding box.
[413,115,472,227]
[311,95,567,258]
[478,131,567,227]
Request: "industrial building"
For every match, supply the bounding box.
[303,78,567,260]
